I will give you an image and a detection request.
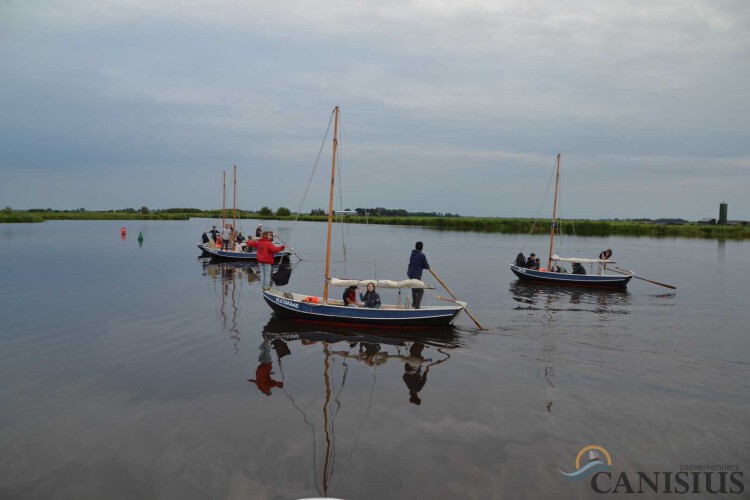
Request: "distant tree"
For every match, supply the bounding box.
[3,206,11,214]
[140,206,149,214]
[310,208,326,216]
[78,208,85,212]
[259,206,273,216]
[276,207,291,216]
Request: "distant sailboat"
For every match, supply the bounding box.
[510,154,633,289]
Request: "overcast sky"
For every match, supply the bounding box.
[1,0,748,219]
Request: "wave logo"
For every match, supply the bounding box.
[559,445,612,481]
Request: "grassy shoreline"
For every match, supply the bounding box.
[1,212,748,239]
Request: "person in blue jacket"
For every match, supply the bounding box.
[360,282,381,308]
[407,241,430,309]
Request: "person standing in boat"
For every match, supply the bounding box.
[209,225,219,244]
[255,224,263,238]
[407,241,430,309]
[598,248,613,275]
[247,231,286,290]
[221,224,232,250]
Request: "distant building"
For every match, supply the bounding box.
[698,218,716,225]
[719,202,728,225]
[334,210,358,216]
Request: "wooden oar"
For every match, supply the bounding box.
[273,234,302,262]
[611,267,676,290]
[429,269,485,330]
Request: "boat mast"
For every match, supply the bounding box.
[222,170,226,228]
[323,106,340,303]
[233,164,237,241]
[547,154,561,270]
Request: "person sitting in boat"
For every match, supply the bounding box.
[534,257,541,270]
[255,224,263,238]
[215,233,223,249]
[359,282,381,308]
[572,262,586,275]
[551,263,567,273]
[515,252,526,267]
[343,285,360,307]
[236,232,245,244]
[525,253,537,269]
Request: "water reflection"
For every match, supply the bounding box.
[201,258,260,352]
[509,281,631,315]
[257,318,461,497]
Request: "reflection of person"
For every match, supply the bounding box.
[359,282,381,308]
[248,340,283,396]
[343,285,360,307]
[407,241,430,309]
[402,343,429,405]
[247,232,286,290]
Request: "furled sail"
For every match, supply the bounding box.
[329,278,434,289]
[551,254,613,264]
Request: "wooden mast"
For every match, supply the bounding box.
[323,106,339,303]
[547,154,561,270]
[232,164,237,244]
[222,170,226,228]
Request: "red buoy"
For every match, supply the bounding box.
[121,227,127,235]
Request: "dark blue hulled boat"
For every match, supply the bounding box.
[511,154,633,290]
[262,288,464,328]
[509,263,632,288]
[260,107,465,328]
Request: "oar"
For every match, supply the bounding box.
[611,267,676,290]
[273,234,303,262]
[428,269,485,330]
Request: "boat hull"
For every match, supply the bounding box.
[197,243,291,261]
[262,290,463,328]
[510,264,631,289]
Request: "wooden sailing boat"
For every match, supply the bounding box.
[198,166,292,261]
[509,154,633,288]
[262,106,466,327]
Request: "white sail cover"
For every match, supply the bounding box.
[551,254,613,264]
[329,278,434,289]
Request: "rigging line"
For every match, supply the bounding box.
[336,132,348,275]
[527,158,557,237]
[335,361,377,491]
[278,359,323,497]
[288,109,335,244]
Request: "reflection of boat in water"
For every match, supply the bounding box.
[251,317,460,496]
[509,281,630,313]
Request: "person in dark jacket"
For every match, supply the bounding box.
[255,224,263,238]
[515,252,526,267]
[534,258,541,270]
[525,253,537,269]
[209,225,219,243]
[572,262,586,275]
[407,241,430,309]
[359,282,381,308]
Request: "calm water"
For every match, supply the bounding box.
[1,220,748,499]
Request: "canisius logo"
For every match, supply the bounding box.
[559,445,744,495]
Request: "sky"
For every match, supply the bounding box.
[1,0,749,219]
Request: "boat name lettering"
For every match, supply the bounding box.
[276,298,300,309]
